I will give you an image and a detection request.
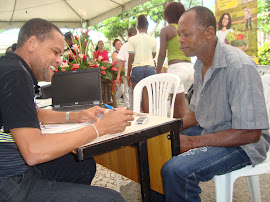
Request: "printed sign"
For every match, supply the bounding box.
[215,0,257,57]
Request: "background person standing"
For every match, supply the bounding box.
[157,2,194,118]
[116,28,137,109]
[94,40,109,62]
[111,39,122,63]
[127,15,157,113]
[243,7,252,31]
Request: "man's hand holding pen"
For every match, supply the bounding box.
[94,107,134,136]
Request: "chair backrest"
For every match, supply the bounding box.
[133,73,180,118]
[258,65,270,76]
[261,74,270,115]
[261,74,270,163]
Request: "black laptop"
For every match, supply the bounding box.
[51,68,103,111]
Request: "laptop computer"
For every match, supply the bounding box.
[39,83,52,99]
[51,68,103,111]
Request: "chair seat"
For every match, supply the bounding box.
[214,74,270,202]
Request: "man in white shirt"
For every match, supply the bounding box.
[116,27,137,109]
[127,15,157,113]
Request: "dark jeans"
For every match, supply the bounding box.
[0,153,124,201]
[161,125,252,202]
[246,18,252,30]
[131,66,155,83]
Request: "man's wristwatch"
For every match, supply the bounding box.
[65,111,71,123]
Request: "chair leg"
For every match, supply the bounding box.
[247,175,261,202]
[214,175,234,202]
[115,173,120,192]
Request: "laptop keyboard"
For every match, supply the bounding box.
[53,104,97,111]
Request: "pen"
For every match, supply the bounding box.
[104,104,116,111]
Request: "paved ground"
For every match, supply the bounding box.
[92,164,270,202]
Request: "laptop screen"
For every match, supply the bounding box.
[51,68,102,108]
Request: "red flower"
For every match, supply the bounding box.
[112,66,118,71]
[91,64,98,68]
[83,55,86,63]
[110,80,117,95]
[101,71,106,75]
[74,36,78,41]
[111,61,117,66]
[100,66,106,70]
[84,41,87,47]
[85,30,90,37]
[62,60,67,63]
[71,64,79,71]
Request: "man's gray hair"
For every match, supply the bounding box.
[186,6,216,33]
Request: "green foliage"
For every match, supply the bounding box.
[258,41,270,65]
[95,15,136,41]
[181,0,202,9]
[91,0,166,40]
[258,0,270,34]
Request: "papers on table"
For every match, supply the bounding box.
[40,114,165,147]
[36,98,52,108]
[41,122,91,134]
[41,115,140,135]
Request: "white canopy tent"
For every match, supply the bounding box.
[0,0,150,29]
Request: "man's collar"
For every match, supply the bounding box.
[6,52,38,85]
[212,39,228,69]
[194,39,227,71]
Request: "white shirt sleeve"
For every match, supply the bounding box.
[117,43,127,61]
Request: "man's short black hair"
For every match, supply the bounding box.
[11,43,17,52]
[17,18,62,48]
[127,27,137,37]
[64,31,72,39]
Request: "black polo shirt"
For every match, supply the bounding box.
[0,52,40,181]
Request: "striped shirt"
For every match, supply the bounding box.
[190,41,270,166]
[0,52,40,181]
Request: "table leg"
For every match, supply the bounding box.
[136,141,151,202]
[169,120,181,156]
[103,83,108,104]
[112,94,117,108]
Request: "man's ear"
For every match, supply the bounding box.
[27,36,38,52]
[204,26,215,40]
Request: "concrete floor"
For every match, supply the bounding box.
[92,164,270,202]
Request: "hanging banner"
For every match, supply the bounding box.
[215,0,258,58]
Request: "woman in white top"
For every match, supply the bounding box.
[111,39,122,63]
[216,13,234,43]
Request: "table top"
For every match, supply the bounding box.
[76,115,182,161]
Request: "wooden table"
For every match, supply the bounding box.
[76,115,182,202]
[101,78,117,108]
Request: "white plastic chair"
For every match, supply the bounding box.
[257,65,270,76]
[133,73,180,118]
[214,74,270,202]
[115,73,180,192]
